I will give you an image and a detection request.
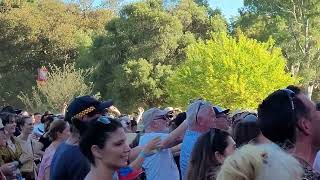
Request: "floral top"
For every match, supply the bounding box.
[0,137,22,165]
[295,156,320,180]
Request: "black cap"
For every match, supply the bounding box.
[0,106,22,115]
[65,95,113,123]
[213,106,230,115]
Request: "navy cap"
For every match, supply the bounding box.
[65,95,113,123]
[213,106,230,115]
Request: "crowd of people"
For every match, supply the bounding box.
[0,85,320,180]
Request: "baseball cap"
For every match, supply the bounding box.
[142,108,168,129]
[185,100,213,126]
[213,106,230,115]
[65,95,113,123]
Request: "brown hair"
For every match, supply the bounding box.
[187,128,230,180]
[47,120,68,141]
[233,121,260,147]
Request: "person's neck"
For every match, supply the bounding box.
[4,130,13,139]
[189,125,210,133]
[66,133,80,145]
[257,133,271,144]
[51,139,64,148]
[294,137,318,166]
[85,164,114,180]
[20,132,30,141]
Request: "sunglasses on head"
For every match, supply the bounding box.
[97,116,111,125]
[232,112,257,126]
[154,115,168,121]
[281,89,295,111]
[280,88,304,132]
[195,102,204,123]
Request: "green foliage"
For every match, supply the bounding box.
[233,0,320,97]
[173,0,227,39]
[89,0,228,112]
[0,1,79,71]
[0,70,35,108]
[166,33,295,109]
[0,0,114,107]
[109,59,173,110]
[18,63,95,113]
[90,0,183,111]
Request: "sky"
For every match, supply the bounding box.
[74,0,244,20]
[210,0,243,20]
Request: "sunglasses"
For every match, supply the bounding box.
[232,112,257,126]
[154,115,168,121]
[195,102,204,123]
[97,116,111,125]
[281,89,295,111]
[281,89,304,132]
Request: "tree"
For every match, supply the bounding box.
[89,0,227,112]
[166,33,295,109]
[165,0,214,16]
[172,0,227,39]
[90,0,183,111]
[100,0,125,13]
[0,0,114,107]
[0,70,35,108]
[233,0,320,99]
[18,63,96,113]
[193,0,214,16]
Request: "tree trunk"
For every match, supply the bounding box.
[307,83,314,100]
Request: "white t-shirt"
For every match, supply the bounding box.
[139,133,180,180]
[313,151,320,173]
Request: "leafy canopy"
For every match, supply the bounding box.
[166,33,295,109]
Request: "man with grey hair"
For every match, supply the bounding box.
[160,99,218,180]
[138,108,180,180]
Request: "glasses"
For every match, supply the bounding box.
[195,102,204,123]
[97,116,111,125]
[232,112,257,126]
[154,115,168,121]
[281,89,304,132]
[281,89,295,111]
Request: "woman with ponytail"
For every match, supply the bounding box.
[37,120,70,180]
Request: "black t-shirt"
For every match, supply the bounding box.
[39,136,51,151]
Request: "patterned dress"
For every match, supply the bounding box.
[295,156,320,180]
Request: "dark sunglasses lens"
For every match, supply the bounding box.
[243,114,257,122]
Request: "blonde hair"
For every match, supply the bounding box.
[216,144,303,180]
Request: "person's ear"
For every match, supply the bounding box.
[298,118,312,136]
[215,151,225,164]
[91,145,103,160]
[56,131,62,139]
